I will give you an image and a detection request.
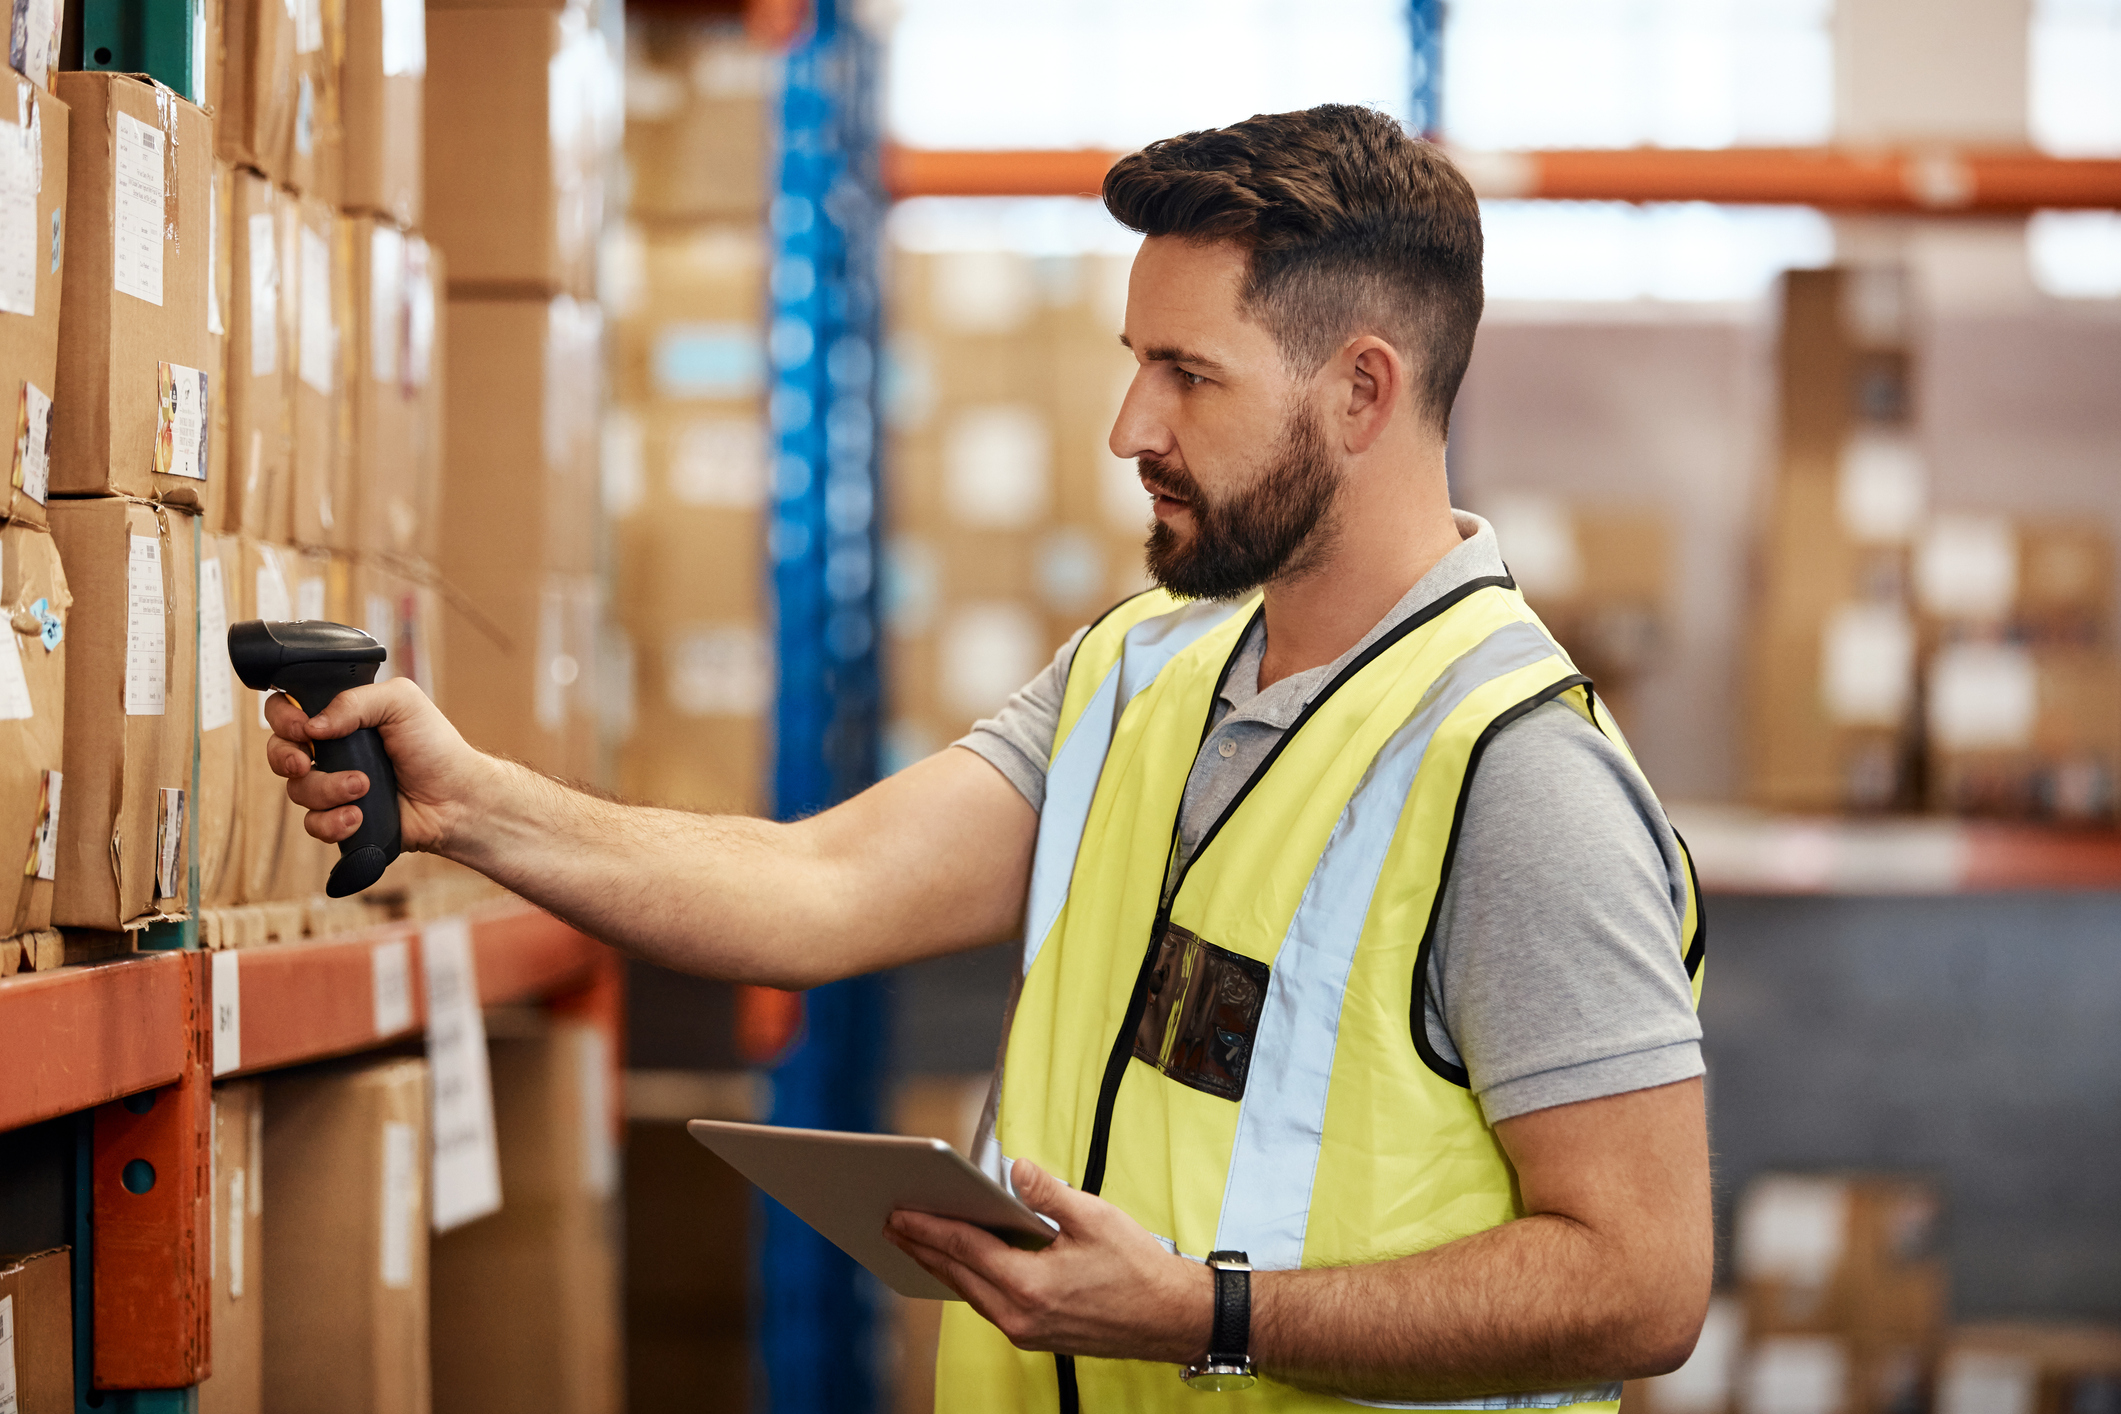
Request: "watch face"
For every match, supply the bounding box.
[1183,1367,1259,1393]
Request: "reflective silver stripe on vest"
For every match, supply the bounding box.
[1346,1388,1621,1410]
[1020,597,1251,974]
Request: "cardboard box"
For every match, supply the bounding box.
[1927,645,2121,821]
[0,520,66,938]
[622,20,771,223]
[262,1057,431,1414]
[232,539,293,903]
[261,545,349,901]
[425,8,614,297]
[1913,516,2113,646]
[217,0,299,180]
[1937,1324,2121,1414]
[439,297,601,776]
[0,79,67,527]
[223,170,293,541]
[199,1079,265,1414]
[1735,1333,1933,1414]
[197,531,245,906]
[353,553,441,704]
[208,162,233,507]
[287,0,346,203]
[0,1247,73,1411]
[290,194,349,548]
[432,1018,621,1414]
[408,238,444,555]
[606,224,765,408]
[48,498,197,929]
[50,74,215,510]
[346,217,437,559]
[340,0,422,226]
[1735,1174,1946,1345]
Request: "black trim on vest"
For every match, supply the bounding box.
[1408,673,1592,1087]
[1078,604,1260,1200]
[1056,1353,1080,1412]
[1581,682,1708,984]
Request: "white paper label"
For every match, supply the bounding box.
[112,111,164,306]
[299,226,332,394]
[379,1120,418,1289]
[0,1293,15,1414]
[380,0,425,76]
[155,785,184,899]
[1819,601,1913,728]
[423,918,502,1231]
[1929,642,2039,752]
[205,173,223,336]
[156,363,208,481]
[227,1166,247,1297]
[12,0,59,89]
[13,379,50,503]
[0,118,35,316]
[0,629,29,720]
[247,1101,263,1214]
[371,938,412,1035]
[125,533,167,715]
[1938,1352,2037,1414]
[211,948,242,1076]
[576,1027,616,1199]
[293,73,314,156]
[295,576,324,623]
[369,226,403,384]
[31,769,58,879]
[1916,515,2018,621]
[199,557,233,732]
[295,0,322,53]
[405,243,434,390]
[247,212,279,377]
[1736,1176,1849,1285]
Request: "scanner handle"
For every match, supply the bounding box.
[288,683,403,898]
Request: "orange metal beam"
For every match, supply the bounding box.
[881,143,2121,213]
[0,952,190,1132]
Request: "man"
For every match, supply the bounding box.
[268,105,1710,1410]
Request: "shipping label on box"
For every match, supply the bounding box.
[0,519,66,935]
[0,77,63,527]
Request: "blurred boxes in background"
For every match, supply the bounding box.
[0,78,66,527]
[197,531,245,907]
[52,74,215,512]
[222,169,293,540]
[432,1015,622,1414]
[263,1057,431,1414]
[349,218,442,560]
[622,20,772,222]
[290,193,348,547]
[285,0,345,204]
[0,521,67,945]
[1936,1325,2121,1414]
[884,249,1151,766]
[216,0,298,182]
[341,0,424,227]
[0,1247,73,1410]
[48,499,197,930]
[426,7,617,297]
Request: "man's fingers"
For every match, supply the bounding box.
[305,803,362,843]
[1008,1160,1093,1232]
[891,1210,1019,1272]
[265,737,313,781]
[286,768,368,813]
[884,1227,1017,1322]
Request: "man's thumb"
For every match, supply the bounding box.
[1008,1159,1086,1227]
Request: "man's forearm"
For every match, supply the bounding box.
[428,746,1034,987]
[1251,1209,1697,1400]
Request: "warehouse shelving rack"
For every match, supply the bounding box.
[0,899,619,1411]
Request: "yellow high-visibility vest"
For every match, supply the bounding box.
[937,577,1705,1413]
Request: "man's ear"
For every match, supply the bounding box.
[1341,337,1405,454]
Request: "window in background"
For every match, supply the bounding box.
[885,0,1412,150]
[2030,0,2121,156]
[2028,211,2121,298]
[1480,201,1834,302]
[1441,0,1833,150]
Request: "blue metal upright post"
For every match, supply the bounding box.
[1409,0,1444,138]
[761,0,889,1409]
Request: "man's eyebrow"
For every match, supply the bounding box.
[1116,333,1224,370]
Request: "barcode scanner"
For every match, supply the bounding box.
[227,619,401,898]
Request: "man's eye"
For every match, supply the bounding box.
[1177,369,1206,387]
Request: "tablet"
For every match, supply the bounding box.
[686,1119,1057,1301]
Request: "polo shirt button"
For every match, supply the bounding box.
[1217,739,1236,759]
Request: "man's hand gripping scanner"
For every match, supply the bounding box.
[227,619,402,897]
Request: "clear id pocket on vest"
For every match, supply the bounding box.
[1132,923,1270,1101]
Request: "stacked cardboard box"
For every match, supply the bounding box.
[428,0,617,784]
[1749,267,2120,821]
[886,249,1154,764]
[600,19,773,814]
[0,1247,73,1408]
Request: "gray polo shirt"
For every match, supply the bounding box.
[956,511,1702,1123]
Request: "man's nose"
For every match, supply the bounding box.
[1108,371,1175,463]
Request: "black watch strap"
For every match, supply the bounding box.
[1206,1250,1250,1361]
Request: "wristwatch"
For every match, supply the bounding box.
[1181,1250,1256,1391]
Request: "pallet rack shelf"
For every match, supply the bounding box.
[1673,806,2121,895]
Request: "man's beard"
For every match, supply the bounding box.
[1141,406,1341,601]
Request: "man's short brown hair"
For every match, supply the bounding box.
[1103,104,1484,433]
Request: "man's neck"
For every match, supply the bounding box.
[1255,447,1463,692]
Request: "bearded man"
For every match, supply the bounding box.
[265,104,1711,1412]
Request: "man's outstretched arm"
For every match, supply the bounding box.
[265,678,1038,986]
[885,1077,1711,1398]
